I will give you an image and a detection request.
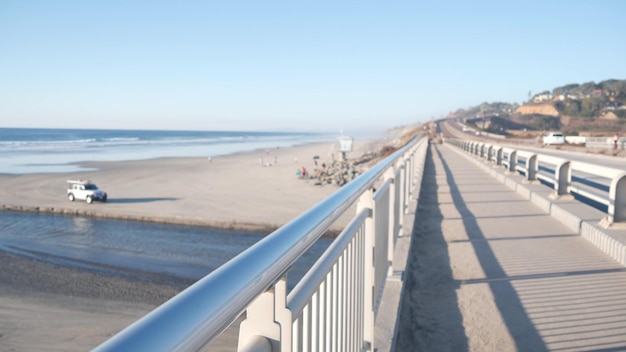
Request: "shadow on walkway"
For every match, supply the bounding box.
[395,145,468,351]
[433,144,547,351]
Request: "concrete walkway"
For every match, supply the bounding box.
[395,143,626,351]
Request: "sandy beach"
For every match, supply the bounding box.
[1,140,384,233]
[0,137,392,351]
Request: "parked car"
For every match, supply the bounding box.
[543,132,566,145]
[67,180,107,204]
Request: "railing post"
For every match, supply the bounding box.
[403,157,410,208]
[554,161,571,196]
[487,145,493,162]
[508,150,517,173]
[385,167,397,266]
[526,154,538,181]
[357,190,375,352]
[496,148,503,166]
[608,172,626,223]
[238,277,291,352]
[480,144,485,158]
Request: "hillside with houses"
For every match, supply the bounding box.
[451,79,626,135]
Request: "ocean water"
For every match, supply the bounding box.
[0,128,335,174]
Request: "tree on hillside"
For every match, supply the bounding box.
[579,81,598,95]
[555,100,581,115]
[599,79,625,91]
[453,102,518,119]
[599,79,626,99]
[581,96,606,116]
[553,83,580,96]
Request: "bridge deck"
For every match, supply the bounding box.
[394,143,626,351]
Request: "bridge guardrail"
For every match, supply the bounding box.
[95,135,429,352]
[448,139,626,225]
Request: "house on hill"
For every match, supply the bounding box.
[532,92,553,103]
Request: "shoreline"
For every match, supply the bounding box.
[0,204,280,231]
[0,138,390,233]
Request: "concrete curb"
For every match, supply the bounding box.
[445,143,626,268]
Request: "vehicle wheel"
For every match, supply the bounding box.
[86,196,93,204]
[68,193,75,202]
[102,195,107,202]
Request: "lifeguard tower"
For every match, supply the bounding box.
[338,136,353,161]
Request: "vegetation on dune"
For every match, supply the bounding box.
[449,78,626,134]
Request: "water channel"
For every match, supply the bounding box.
[0,211,332,288]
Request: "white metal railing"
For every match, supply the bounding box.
[95,136,429,352]
[448,139,626,224]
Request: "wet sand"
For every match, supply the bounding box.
[0,250,191,351]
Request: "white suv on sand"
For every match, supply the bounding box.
[67,180,107,204]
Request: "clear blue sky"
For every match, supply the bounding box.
[1,1,624,133]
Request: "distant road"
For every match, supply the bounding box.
[440,120,626,171]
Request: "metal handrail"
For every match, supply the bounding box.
[95,136,423,352]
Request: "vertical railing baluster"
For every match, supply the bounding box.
[347,240,354,351]
[324,273,332,352]
[303,301,310,352]
[318,280,325,351]
[355,233,361,351]
[331,263,338,352]
[358,189,375,351]
[311,291,318,352]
